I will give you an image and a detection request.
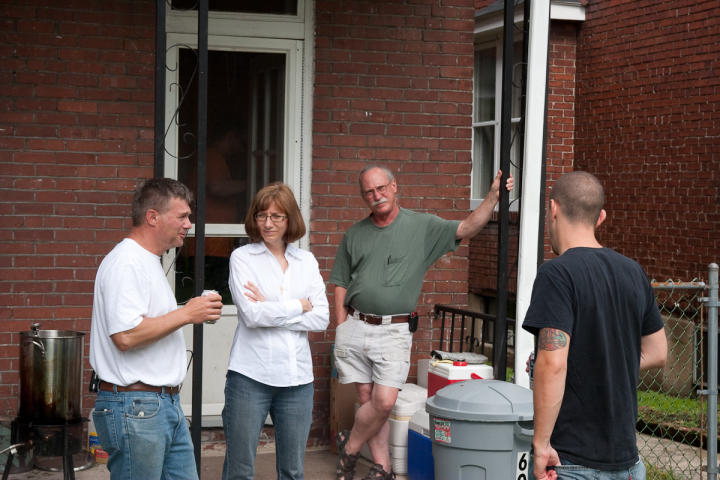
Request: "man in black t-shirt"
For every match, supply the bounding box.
[522,171,667,480]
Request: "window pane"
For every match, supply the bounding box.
[472,126,494,199]
[171,0,298,15]
[474,47,495,122]
[176,48,285,224]
[175,237,250,305]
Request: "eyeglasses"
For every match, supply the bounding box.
[255,213,287,223]
[362,183,391,198]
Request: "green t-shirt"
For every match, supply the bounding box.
[329,208,461,315]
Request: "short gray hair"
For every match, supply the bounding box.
[358,165,395,187]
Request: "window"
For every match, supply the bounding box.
[163,4,312,304]
[471,40,522,209]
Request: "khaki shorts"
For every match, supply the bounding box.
[333,315,412,389]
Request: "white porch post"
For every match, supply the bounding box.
[514,0,551,388]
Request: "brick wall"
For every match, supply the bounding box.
[312,0,476,420]
[0,0,479,448]
[0,0,155,416]
[575,0,720,281]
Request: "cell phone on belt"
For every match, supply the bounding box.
[89,370,99,393]
[408,312,419,332]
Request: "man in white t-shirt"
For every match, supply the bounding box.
[89,178,222,480]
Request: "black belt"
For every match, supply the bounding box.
[348,307,410,325]
[99,381,180,395]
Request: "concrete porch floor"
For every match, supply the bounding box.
[11,443,375,480]
[9,431,716,479]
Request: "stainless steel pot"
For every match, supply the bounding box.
[19,324,85,424]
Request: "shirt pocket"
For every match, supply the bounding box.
[383,254,409,287]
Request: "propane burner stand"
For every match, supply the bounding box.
[2,417,92,480]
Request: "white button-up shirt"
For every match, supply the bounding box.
[227,242,329,387]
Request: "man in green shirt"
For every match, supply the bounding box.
[331,165,513,480]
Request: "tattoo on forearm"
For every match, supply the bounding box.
[538,328,568,351]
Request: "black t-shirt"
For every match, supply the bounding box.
[523,247,663,470]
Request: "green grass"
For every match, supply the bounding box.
[637,389,705,430]
[646,462,679,480]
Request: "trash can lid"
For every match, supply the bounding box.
[426,379,533,422]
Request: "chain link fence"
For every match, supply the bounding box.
[638,273,716,480]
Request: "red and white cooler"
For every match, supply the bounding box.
[427,361,494,397]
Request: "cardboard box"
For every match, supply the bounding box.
[329,377,357,453]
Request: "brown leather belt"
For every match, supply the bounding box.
[99,381,180,395]
[348,307,409,325]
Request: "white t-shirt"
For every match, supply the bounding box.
[89,238,187,387]
[227,242,329,387]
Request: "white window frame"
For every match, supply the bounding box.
[471,37,522,210]
[472,1,586,211]
[161,2,314,298]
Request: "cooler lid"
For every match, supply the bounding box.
[425,379,533,422]
[393,383,428,417]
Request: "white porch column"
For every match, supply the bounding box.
[514,0,551,388]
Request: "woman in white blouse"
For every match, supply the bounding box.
[223,183,329,480]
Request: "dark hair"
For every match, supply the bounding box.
[244,182,306,243]
[549,171,605,225]
[132,178,193,227]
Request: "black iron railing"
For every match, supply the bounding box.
[433,304,515,357]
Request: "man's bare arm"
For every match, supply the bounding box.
[112,294,222,351]
[334,285,349,327]
[532,328,570,479]
[640,328,667,370]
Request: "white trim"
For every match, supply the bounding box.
[514,0,551,387]
[166,0,307,38]
[163,32,305,222]
[298,0,315,250]
[475,7,524,35]
[469,39,521,211]
[551,2,586,22]
[475,0,585,36]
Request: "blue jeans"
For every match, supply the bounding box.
[222,371,314,480]
[92,389,198,480]
[552,458,646,480]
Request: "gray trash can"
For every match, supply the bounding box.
[426,379,534,480]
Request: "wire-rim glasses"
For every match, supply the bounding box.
[255,213,287,223]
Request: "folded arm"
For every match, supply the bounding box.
[229,252,328,331]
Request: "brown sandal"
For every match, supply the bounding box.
[336,430,359,480]
[363,463,396,480]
